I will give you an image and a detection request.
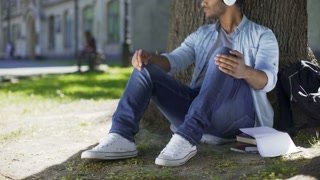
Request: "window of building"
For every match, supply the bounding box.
[2,27,8,51]
[1,0,18,16]
[1,1,9,18]
[107,0,120,43]
[20,0,29,11]
[55,15,61,33]
[63,11,72,48]
[48,15,55,49]
[83,6,94,33]
[11,0,18,15]
[12,24,20,46]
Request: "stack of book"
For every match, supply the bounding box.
[230,133,258,153]
[230,127,300,157]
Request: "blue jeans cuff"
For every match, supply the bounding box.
[175,130,198,146]
[109,129,135,143]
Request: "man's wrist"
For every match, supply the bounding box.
[242,65,251,80]
[148,53,161,64]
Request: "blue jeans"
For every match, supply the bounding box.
[110,47,255,145]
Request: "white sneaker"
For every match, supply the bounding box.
[155,134,197,166]
[81,133,138,160]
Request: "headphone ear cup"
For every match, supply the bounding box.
[223,0,236,6]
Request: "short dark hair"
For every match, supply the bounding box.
[236,0,244,7]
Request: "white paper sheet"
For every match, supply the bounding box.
[240,127,300,157]
[240,126,278,138]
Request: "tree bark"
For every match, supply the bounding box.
[142,0,309,129]
[243,0,308,66]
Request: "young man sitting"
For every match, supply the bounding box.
[81,0,279,166]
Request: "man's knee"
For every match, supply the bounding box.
[214,46,233,56]
[208,46,234,73]
[144,64,162,73]
[130,64,164,84]
[143,64,167,80]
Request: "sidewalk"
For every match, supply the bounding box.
[0,98,119,179]
[0,59,75,68]
[0,59,96,77]
[0,66,89,76]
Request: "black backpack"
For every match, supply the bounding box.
[276,61,320,134]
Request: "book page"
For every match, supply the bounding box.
[256,132,300,157]
[240,126,279,138]
[239,127,300,157]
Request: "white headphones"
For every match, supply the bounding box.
[223,0,237,6]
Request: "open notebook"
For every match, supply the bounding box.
[239,127,300,157]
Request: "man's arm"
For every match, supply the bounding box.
[216,31,279,91]
[242,66,268,90]
[133,27,203,73]
[215,50,268,90]
[149,54,171,72]
[132,49,171,72]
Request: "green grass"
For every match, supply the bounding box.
[293,130,320,148]
[0,127,37,144]
[241,158,303,180]
[2,66,320,179]
[0,129,25,143]
[0,67,132,101]
[309,131,320,147]
[106,167,175,180]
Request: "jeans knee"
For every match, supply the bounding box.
[207,46,234,74]
[144,64,160,74]
[143,64,165,81]
[130,67,151,85]
[132,64,157,77]
[130,64,164,86]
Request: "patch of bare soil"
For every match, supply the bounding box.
[0,99,320,180]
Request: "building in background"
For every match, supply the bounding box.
[131,0,171,53]
[0,0,171,64]
[0,1,3,56]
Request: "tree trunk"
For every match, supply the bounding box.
[243,0,308,66]
[142,0,309,130]
[142,1,204,130]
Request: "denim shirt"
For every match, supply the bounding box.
[162,16,279,127]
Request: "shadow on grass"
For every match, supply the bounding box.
[22,129,320,180]
[0,69,132,100]
[23,130,176,180]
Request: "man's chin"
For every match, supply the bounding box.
[205,14,217,19]
[204,14,212,18]
[204,12,217,19]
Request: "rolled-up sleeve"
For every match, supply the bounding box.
[255,30,279,92]
[162,29,199,74]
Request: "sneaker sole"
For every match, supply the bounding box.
[155,149,197,167]
[81,150,138,160]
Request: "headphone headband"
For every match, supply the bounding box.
[223,0,236,6]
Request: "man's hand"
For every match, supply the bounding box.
[132,49,151,71]
[215,50,268,90]
[215,50,248,79]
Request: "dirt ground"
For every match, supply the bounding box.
[0,99,116,179]
[0,99,320,180]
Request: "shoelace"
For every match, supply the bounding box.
[99,135,117,144]
[94,135,118,150]
[162,135,193,157]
